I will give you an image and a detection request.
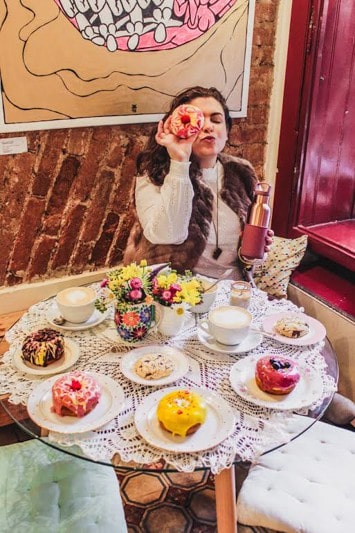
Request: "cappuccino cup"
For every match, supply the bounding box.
[56,286,96,323]
[199,305,252,345]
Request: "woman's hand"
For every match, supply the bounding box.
[155,117,197,162]
[264,228,274,253]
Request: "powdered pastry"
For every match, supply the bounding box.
[274,316,309,338]
[134,353,174,380]
[22,328,65,367]
[52,371,101,417]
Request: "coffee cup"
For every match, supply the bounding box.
[199,305,252,345]
[56,286,96,323]
[190,278,218,314]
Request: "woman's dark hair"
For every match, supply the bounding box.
[136,86,232,185]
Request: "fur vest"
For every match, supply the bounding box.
[123,153,257,273]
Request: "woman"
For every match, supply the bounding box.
[123,86,273,279]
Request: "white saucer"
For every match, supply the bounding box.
[47,305,109,331]
[197,325,263,354]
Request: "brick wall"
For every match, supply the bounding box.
[0,0,279,288]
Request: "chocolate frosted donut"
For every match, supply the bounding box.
[22,328,65,367]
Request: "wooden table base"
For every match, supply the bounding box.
[215,466,237,532]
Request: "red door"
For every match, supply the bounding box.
[273,0,355,271]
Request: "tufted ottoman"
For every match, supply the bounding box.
[236,416,355,533]
[0,439,127,533]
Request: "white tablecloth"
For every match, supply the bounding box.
[1,283,336,474]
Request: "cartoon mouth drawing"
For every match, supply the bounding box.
[55,0,237,52]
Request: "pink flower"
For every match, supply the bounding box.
[170,283,182,294]
[100,278,109,288]
[130,277,143,289]
[129,289,143,300]
[162,290,172,302]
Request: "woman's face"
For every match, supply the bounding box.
[188,96,229,168]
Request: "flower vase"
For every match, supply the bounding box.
[114,302,154,343]
[157,304,186,337]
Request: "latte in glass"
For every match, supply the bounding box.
[56,286,96,323]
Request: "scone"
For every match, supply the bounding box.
[274,316,309,338]
[134,353,174,380]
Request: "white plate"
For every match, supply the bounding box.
[197,325,263,354]
[229,356,324,411]
[134,386,236,453]
[121,345,190,386]
[13,339,80,376]
[262,311,326,346]
[46,305,109,331]
[27,372,125,433]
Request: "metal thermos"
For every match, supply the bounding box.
[240,182,272,261]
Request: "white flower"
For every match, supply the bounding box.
[171,302,190,316]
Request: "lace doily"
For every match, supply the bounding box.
[1,283,336,474]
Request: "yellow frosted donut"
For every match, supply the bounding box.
[170,104,205,138]
[157,389,207,437]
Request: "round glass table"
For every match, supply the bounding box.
[0,283,338,532]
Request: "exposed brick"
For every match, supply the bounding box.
[0,231,13,285]
[27,235,57,278]
[106,133,125,168]
[33,130,69,195]
[9,197,46,272]
[80,169,115,242]
[51,203,87,269]
[255,0,278,23]
[66,128,92,157]
[91,212,120,265]
[71,241,95,274]
[47,155,81,214]
[71,128,110,202]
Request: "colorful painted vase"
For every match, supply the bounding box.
[114,302,154,342]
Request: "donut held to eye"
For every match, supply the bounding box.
[170,104,205,138]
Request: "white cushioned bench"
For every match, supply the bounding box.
[0,439,127,533]
[237,416,355,533]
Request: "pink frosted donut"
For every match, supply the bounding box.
[52,371,101,417]
[170,104,205,138]
[255,356,300,395]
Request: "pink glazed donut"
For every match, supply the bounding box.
[255,355,300,395]
[170,104,205,138]
[52,370,101,417]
